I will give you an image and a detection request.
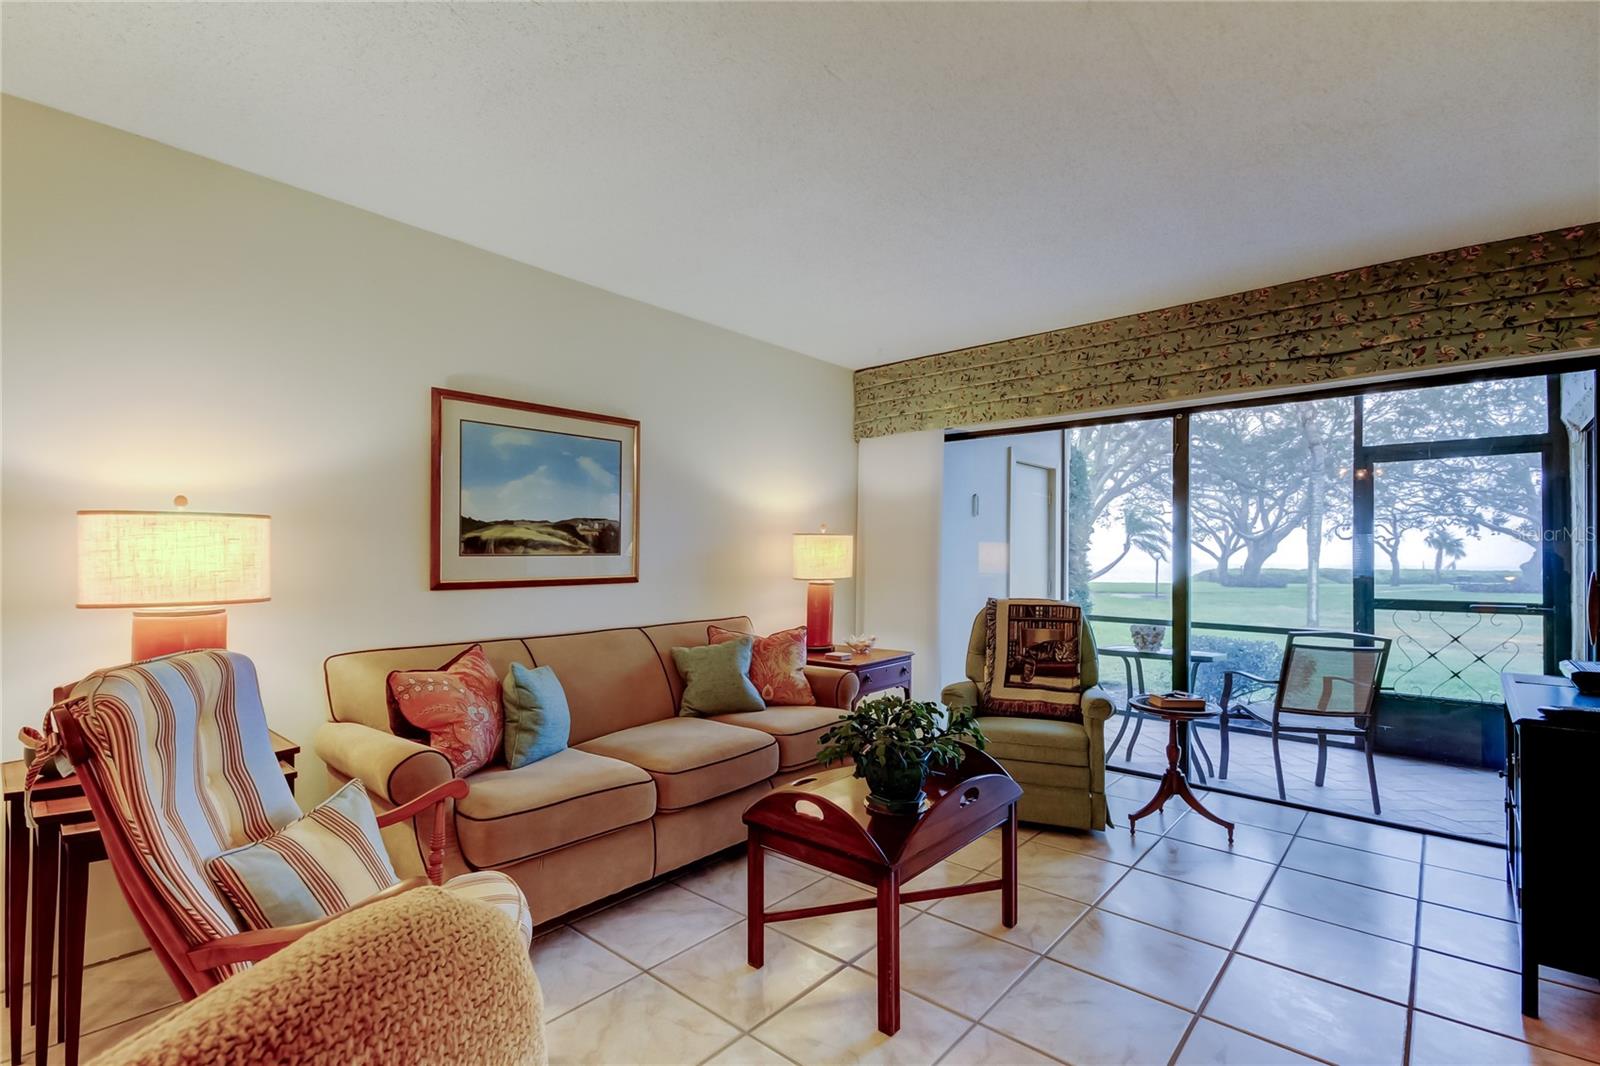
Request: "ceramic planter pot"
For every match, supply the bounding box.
[861,753,930,816]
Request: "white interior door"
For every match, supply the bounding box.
[1008,450,1060,599]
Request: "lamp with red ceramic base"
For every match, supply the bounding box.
[77,495,270,661]
[792,525,853,652]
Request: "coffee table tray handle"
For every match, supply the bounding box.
[908,770,1022,850]
[745,784,890,864]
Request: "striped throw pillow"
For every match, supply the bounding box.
[206,780,399,929]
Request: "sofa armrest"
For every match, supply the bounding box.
[1081,685,1116,724]
[1081,685,1116,798]
[941,679,979,714]
[315,721,452,807]
[804,665,860,709]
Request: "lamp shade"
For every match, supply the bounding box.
[793,532,854,581]
[77,510,271,608]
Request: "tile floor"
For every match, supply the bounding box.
[1,948,181,1065]
[1109,716,1505,840]
[9,773,1598,1065]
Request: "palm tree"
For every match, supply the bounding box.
[1126,509,1169,597]
[1086,505,1169,597]
[1424,528,1466,584]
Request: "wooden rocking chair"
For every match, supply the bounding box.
[53,650,527,1003]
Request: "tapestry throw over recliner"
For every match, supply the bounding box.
[981,598,1085,721]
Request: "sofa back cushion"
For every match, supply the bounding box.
[643,616,753,708]
[523,628,675,744]
[325,617,756,748]
[326,640,534,734]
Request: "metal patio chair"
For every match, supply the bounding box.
[1218,630,1392,814]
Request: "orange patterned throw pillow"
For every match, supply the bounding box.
[387,645,503,776]
[708,625,815,706]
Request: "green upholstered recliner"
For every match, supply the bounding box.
[941,608,1112,831]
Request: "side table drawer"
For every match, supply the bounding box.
[858,660,912,693]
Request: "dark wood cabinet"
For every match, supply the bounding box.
[1500,673,1600,1017]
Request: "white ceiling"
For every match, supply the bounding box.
[4,3,1597,370]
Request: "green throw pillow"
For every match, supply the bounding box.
[502,663,571,768]
[672,637,764,716]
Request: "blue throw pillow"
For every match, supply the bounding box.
[502,663,571,768]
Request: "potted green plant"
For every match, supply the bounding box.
[816,695,988,816]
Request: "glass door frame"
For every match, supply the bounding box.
[1352,377,1570,728]
[945,352,1600,821]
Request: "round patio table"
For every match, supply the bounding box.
[1100,645,1221,780]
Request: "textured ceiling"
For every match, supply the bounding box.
[4,2,1597,369]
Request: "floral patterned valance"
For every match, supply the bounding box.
[853,224,1600,440]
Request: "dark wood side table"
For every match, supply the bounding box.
[4,730,299,1066]
[1501,672,1600,1017]
[743,747,1020,1035]
[1124,696,1234,845]
[805,648,912,708]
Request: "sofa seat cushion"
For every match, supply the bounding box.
[976,716,1091,768]
[454,748,655,868]
[709,707,843,771]
[577,718,778,811]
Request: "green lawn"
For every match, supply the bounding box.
[1084,578,1544,702]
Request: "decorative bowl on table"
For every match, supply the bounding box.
[1129,624,1166,652]
[846,634,877,655]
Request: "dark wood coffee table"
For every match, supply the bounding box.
[742,747,1022,1035]
[1125,695,1234,844]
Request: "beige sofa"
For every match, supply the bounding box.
[315,616,859,925]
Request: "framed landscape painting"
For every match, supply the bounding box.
[431,387,639,589]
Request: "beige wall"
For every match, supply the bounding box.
[0,96,856,962]
[855,431,943,700]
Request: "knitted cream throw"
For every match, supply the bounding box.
[96,887,546,1066]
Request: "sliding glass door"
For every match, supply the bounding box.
[938,363,1594,840]
[1062,420,1175,772]
[1344,380,1559,832]
[1177,379,1561,836]
[1180,398,1356,796]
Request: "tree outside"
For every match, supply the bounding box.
[1062,377,1549,701]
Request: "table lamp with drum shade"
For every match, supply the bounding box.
[77,497,271,661]
[792,526,853,652]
